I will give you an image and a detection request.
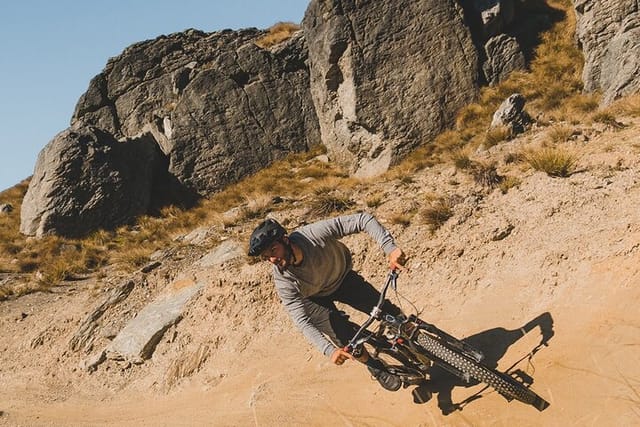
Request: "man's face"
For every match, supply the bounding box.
[260,239,292,271]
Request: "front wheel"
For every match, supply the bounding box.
[415,332,549,411]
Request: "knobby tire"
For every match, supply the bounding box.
[415,332,548,410]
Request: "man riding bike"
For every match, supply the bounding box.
[248,212,407,391]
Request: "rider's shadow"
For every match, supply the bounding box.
[415,312,554,415]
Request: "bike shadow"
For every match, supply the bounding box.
[414,312,554,415]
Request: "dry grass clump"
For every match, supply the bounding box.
[602,94,640,117]
[504,151,526,164]
[499,176,522,194]
[451,149,473,170]
[254,22,300,48]
[484,126,511,148]
[365,192,385,208]
[565,93,600,114]
[421,197,455,232]
[591,112,625,129]
[308,187,355,217]
[388,213,413,227]
[526,147,577,177]
[470,162,503,189]
[547,125,575,143]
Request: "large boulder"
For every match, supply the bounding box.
[20,125,166,237]
[574,0,640,104]
[302,0,480,177]
[72,28,320,195]
[483,34,526,86]
[21,27,321,237]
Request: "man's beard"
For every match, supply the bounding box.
[277,241,296,273]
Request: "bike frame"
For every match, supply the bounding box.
[345,270,483,383]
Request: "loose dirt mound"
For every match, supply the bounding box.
[1,118,639,426]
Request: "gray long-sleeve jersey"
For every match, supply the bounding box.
[272,212,398,357]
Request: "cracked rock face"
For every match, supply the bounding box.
[302,0,480,178]
[21,28,320,236]
[574,0,640,105]
[72,28,320,196]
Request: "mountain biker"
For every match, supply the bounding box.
[248,212,407,391]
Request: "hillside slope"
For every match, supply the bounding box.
[1,117,639,426]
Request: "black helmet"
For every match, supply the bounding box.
[248,218,287,256]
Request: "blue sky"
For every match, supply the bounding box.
[0,0,308,192]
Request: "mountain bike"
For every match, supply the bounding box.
[344,270,550,411]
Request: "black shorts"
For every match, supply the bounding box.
[308,270,402,347]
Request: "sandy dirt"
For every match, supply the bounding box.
[1,118,639,426]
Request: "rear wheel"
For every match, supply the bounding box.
[415,332,549,411]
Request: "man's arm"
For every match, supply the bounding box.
[306,212,398,255]
[275,277,337,357]
[306,212,407,269]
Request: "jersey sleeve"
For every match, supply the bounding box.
[274,275,337,357]
[305,212,398,255]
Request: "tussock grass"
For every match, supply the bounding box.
[603,94,640,117]
[499,176,522,194]
[504,151,526,164]
[365,192,385,208]
[592,112,625,129]
[421,197,454,232]
[547,125,575,144]
[388,213,413,227]
[308,188,355,217]
[254,22,300,48]
[526,147,577,177]
[484,126,511,148]
[470,162,503,189]
[451,149,473,170]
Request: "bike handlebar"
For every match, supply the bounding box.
[344,269,399,353]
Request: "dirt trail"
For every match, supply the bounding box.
[1,118,639,426]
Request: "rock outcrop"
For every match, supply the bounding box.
[574,0,640,104]
[302,0,479,177]
[72,28,319,195]
[19,0,573,237]
[20,125,166,237]
[21,28,319,237]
